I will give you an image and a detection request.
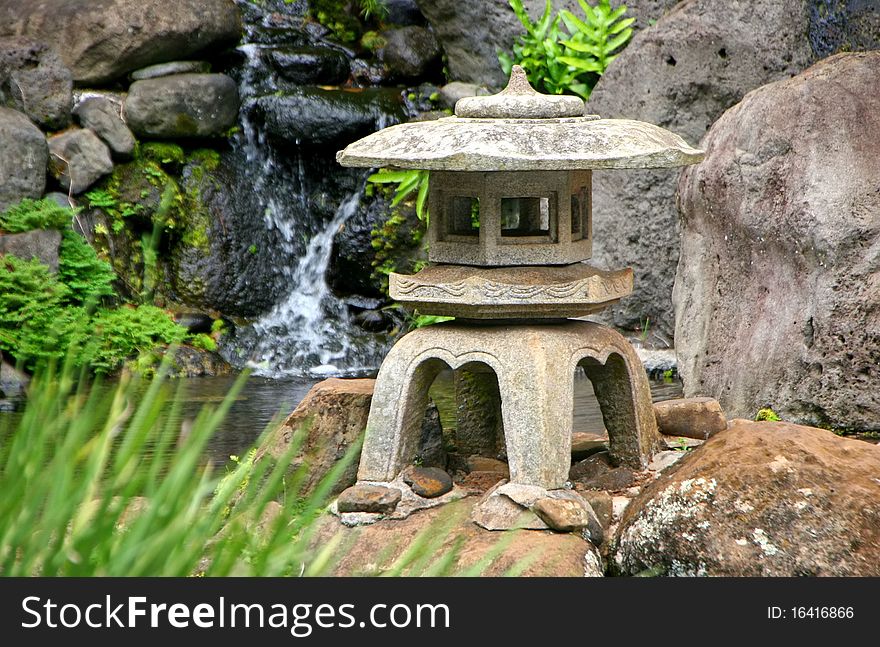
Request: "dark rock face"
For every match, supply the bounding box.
[415,0,678,88]
[0,107,47,210]
[265,47,350,85]
[329,196,425,298]
[808,0,880,57]
[0,37,72,130]
[125,74,240,139]
[0,0,242,85]
[73,97,135,159]
[252,86,407,147]
[0,229,61,272]
[675,52,880,432]
[613,421,880,576]
[586,0,817,338]
[47,128,114,194]
[381,26,441,81]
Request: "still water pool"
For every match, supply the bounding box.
[173,369,684,466]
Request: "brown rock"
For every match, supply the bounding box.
[336,484,401,514]
[403,466,453,498]
[471,481,548,531]
[569,451,612,482]
[571,431,608,460]
[614,421,880,576]
[579,490,613,531]
[311,498,602,576]
[466,455,509,475]
[653,397,727,439]
[533,497,595,533]
[458,470,506,494]
[254,378,374,498]
[580,467,636,492]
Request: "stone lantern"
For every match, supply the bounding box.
[334,67,703,529]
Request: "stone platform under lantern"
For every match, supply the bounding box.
[357,320,663,485]
[390,263,633,319]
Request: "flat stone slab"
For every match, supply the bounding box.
[390,263,633,319]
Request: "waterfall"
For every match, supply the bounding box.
[223,18,392,378]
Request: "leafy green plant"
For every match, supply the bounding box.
[0,198,72,232]
[80,306,187,374]
[190,332,218,352]
[411,313,454,328]
[0,356,525,576]
[498,0,633,99]
[367,169,430,224]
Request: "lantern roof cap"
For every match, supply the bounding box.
[336,67,704,171]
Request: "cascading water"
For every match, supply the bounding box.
[224,3,401,377]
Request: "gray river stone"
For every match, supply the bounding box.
[0,0,242,85]
[48,127,113,194]
[126,73,239,138]
[0,107,47,210]
[73,96,135,158]
[130,61,211,81]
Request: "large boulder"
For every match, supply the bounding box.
[613,421,880,576]
[585,0,818,339]
[125,73,239,139]
[675,52,880,431]
[253,378,375,498]
[0,0,242,85]
[0,37,73,130]
[415,0,678,88]
[0,107,47,210]
[47,128,114,194]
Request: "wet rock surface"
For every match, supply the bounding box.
[253,86,407,147]
[613,420,880,576]
[265,47,350,85]
[381,26,441,81]
[676,52,880,431]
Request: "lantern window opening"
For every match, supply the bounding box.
[445,195,481,240]
[499,194,557,244]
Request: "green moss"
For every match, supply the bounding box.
[140,142,186,169]
[755,408,782,422]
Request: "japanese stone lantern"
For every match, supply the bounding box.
[334,67,703,529]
